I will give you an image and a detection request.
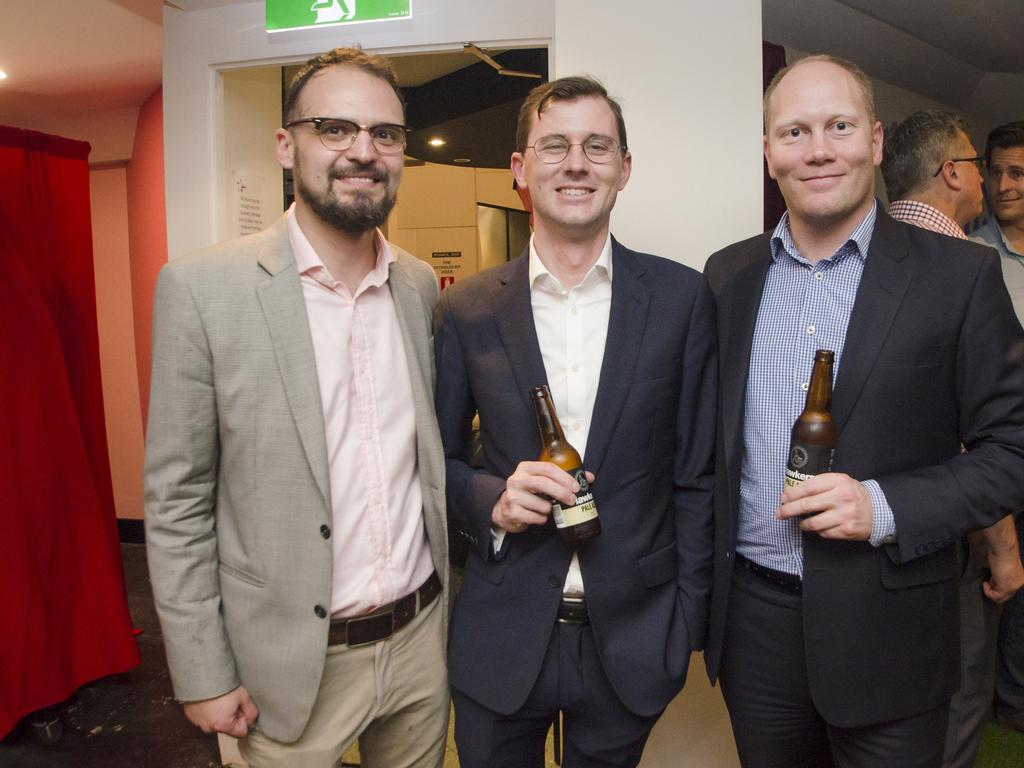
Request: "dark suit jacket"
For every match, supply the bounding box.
[703,210,1024,728]
[434,238,716,717]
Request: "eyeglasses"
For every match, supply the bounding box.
[285,117,409,154]
[525,135,624,164]
[932,157,985,177]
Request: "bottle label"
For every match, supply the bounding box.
[552,468,598,528]
[784,444,833,490]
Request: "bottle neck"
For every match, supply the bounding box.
[533,386,568,444]
[803,359,834,414]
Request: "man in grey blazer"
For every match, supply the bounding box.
[145,48,449,768]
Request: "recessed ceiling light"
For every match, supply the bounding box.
[428,137,446,147]
[0,71,8,80]
[453,158,471,164]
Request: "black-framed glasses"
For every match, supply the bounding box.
[932,156,985,177]
[525,134,625,164]
[284,117,409,154]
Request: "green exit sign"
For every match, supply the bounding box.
[267,0,412,32]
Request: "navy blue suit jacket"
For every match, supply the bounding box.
[703,210,1024,727]
[434,238,716,717]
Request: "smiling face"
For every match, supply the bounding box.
[276,64,404,233]
[987,146,1024,228]
[764,60,882,237]
[511,95,631,245]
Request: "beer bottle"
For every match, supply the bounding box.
[530,385,601,546]
[785,349,837,490]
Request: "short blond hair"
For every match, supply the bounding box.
[763,54,875,131]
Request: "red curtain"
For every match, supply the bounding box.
[0,126,139,737]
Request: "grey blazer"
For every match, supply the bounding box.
[144,216,448,742]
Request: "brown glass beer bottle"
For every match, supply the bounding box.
[785,349,837,490]
[530,385,600,546]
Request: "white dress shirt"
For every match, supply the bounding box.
[529,234,613,594]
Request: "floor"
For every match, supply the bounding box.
[0,543,737,768]
[0,543,221,767]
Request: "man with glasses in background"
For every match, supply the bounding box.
[881,109,1024,768]
[972,121,1024,735]
[145,47,449,768]
[435,76,716,767]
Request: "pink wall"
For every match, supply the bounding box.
[126,86,167,424]
[90,166,146,520]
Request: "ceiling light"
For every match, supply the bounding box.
[428,137,446,147]
[453,158,471,164]
[0,71,8,80]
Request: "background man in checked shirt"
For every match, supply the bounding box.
[702,55,1024,768]
[881,109,1024,768]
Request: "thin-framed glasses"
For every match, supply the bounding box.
[525,134,624,164]
[284,117,409,154]
[932,157,985,177]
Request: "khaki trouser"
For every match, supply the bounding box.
[239,597,448,768]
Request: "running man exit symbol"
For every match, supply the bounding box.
[311,0,355,24]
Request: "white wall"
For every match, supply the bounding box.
[554,0,764,270]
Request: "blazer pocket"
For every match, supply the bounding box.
[219,561,266,588]
[637,540,678,588]
[879,547,955,590]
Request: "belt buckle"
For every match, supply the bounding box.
[345,610,394,647]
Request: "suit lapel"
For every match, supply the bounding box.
[495,253,549,406]
[388,258,433,418]
[585,240,651,476]
[722,246,771,469]
[832,213,913,432]
[255,219,331,509]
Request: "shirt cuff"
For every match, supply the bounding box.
[491,525,507,558]
[863,479,896,547]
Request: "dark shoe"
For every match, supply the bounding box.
[29,706,63,745]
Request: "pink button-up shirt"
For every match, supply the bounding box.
[288,208,434,618]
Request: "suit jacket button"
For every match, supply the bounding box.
[320,524,331,539]
[548,576,560,588]
[314,604,327,619]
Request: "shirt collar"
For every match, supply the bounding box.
[287,203,395,289]
[887,199,966,239]
[981,216,1023,257]
[770,199,877,266]
[528,233,613,293]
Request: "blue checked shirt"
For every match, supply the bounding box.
[737,202,896,577]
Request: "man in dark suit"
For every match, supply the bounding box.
[703,55,1024,768]
[435,76,716,767]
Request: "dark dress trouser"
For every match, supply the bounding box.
[719,564,949,768]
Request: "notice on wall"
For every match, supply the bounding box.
[228,170,278,239]
[432,251,464,291]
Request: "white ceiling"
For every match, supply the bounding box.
[0,1,1021,133]
[0,1,162,127]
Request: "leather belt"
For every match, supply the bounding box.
[734,553,803,595]
[328,570,442,647]
[557,595,589,624]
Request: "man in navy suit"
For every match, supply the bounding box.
[703,55,1024,768]
[435,76,716,767]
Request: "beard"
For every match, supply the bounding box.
[295,160,398,233]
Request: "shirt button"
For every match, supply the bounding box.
[807,324,816,335]
[320,524,331,540]
[314,604,327,619]
[548,575,561,588]
[571,306,578,315]
[571,363,580,373]
[815,272,824,280]
[801,382,809,391]
[572,422,581,431]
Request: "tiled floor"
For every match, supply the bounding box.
[0,543,738,768]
